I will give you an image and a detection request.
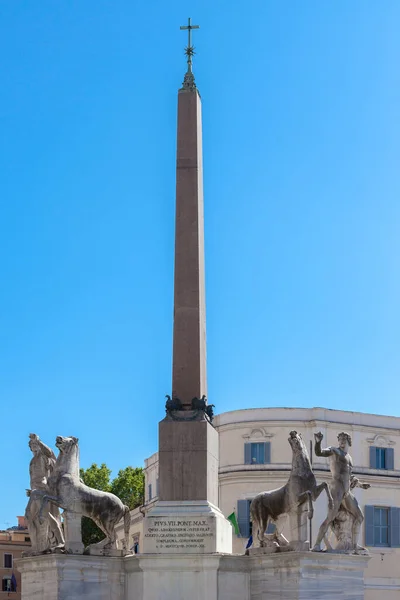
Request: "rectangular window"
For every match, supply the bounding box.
[369,446,394,470]
[365,506,400,547]
[373,507,389,546]
[148,483,152,501]
[2,577,12,592]
[4,553,12,568]
[376,448,386,469]
[244,442,271,465]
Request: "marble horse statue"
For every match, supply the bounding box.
[39,436,131,553]
[250,431,333,549]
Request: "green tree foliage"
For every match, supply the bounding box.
[111,467,145,509]
[79,463,145,547]
[80,463,112,491]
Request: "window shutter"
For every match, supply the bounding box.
[364,505,374,546]
[390,507,400,547]
[265,442,271,464]
[237,499,250,538]
[369,446,377,469]
[258,443,265,464]
[244,443,251,465]
[386,448,394,470]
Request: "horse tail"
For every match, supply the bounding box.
[123,505,131,553]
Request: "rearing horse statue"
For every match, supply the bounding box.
[250,431,333,549]
[39,436,131,553]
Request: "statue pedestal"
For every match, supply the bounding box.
[16,554,124,600]
[287,505,310,551]
[125,554,249,600]
[249,551,369,600]
[16,550,369,600]
[63,511,84,554]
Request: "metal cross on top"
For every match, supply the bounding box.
[180,17,199,73]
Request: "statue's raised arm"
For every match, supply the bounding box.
[29,433,56,462]
[314,432,333,457]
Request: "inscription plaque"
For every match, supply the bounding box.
[145,519,213,550]
[143,515,218,554]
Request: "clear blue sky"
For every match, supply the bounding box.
[1,1,399,527]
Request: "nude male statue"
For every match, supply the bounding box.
[312,431,370,553]
[25,433,64,554]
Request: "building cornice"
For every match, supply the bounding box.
[216,417,400,436]
[218,464,400,486]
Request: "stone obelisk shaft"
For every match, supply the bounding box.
[146,44,231,553]
[172,86,207,408]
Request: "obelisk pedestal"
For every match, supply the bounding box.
[144,417,232,554]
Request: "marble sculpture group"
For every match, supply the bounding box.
[24,430,369,556]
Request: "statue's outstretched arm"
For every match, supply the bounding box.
[313,432,333,458]
[314,442,332,458]
[38,439,56,460]
[350,476,370,490]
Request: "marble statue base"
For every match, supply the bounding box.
[250,552,369,600]
[125,554,249,600]
[16,551,369,600]
[16,554,124,600]
[143,500,233,554]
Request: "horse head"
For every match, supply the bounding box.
[55,436,80,477]
[288,430,306,454]
[55,436,79,453]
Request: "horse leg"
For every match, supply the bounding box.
[312,482,333,510]
[39,495,65,524]
[297,490,313,520]
[47,511,65,547]
[251,500,261,546]
[258,505,269,547]
[88,512,119,550]
[99,516,119,550]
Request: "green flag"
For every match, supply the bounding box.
[227,512,240,536]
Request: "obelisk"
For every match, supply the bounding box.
[143,19,232,555]
[171,19,207,409]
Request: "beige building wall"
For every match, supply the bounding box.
[118,407,400,597]
[0,517,31,599]
[216,408,400,598]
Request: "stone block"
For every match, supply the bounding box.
[125,554,249,600]
[63,511,84,554]
[16,550,370,600]
[143,500,232,554]
[16,554,124,600]
[159,419,218,505]
[249,551,369,600]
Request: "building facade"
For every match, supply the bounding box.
[116,407,400,599]
[0,517,31,598]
